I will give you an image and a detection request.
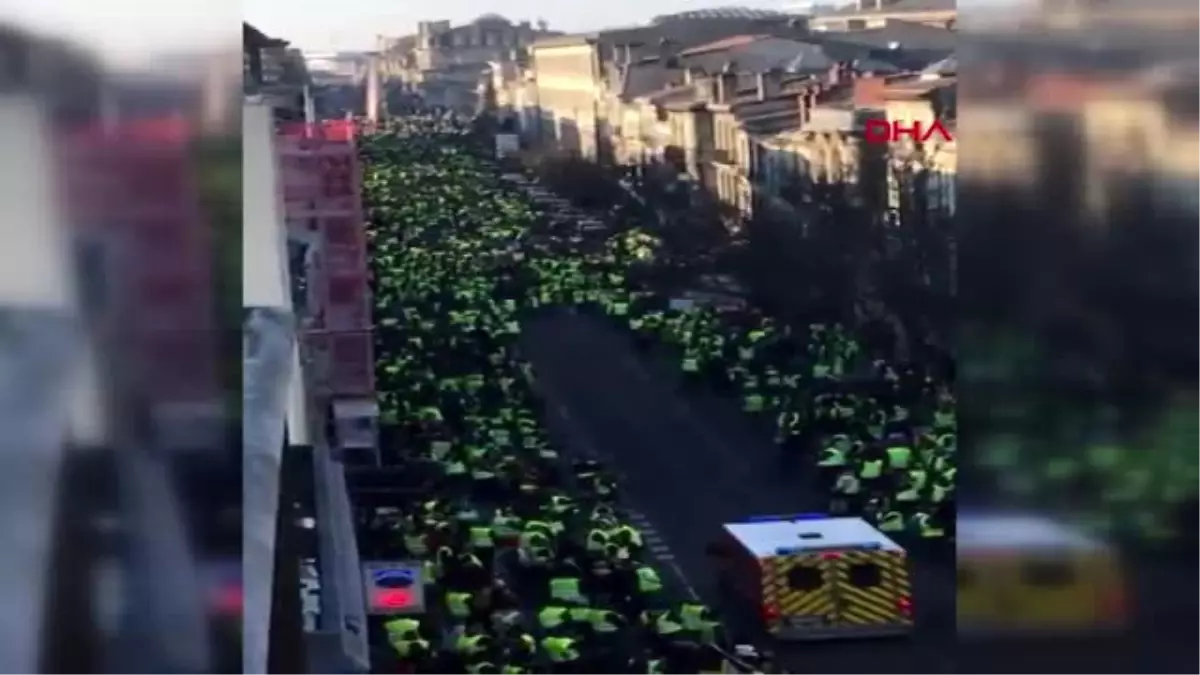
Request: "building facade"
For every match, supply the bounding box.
[512,11,957,229]
[412,16,547,72]
[809,0,957,31]
[879,73,957,217]
[382,16,557,112]
[528,36,604,157]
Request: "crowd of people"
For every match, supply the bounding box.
[616,282,957,542]
[360,114,773,674]
[357,105,964,673]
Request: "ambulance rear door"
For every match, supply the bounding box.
[761,549,838,638]
[829,546,913,634]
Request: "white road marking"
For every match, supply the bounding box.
[536,354,703,602]
[666,559,700,600]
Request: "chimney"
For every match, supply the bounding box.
[716,71,737,104]
[657,37,676,61]
[755,68,781,101]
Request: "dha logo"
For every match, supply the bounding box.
[864,119,954,144]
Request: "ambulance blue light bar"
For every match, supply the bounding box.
[744,513,828,523]
[776,542,882,556]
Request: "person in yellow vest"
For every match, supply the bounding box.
[445,589,473,622]
[541,635,581,665]
[910,510,945,538]
[468,523,496,566]
[384,617,427,659]
[549,575,587,605]
[456,630,492,661]
[858,449,886,492]
[676,601,716,645]
[877,509,905,533]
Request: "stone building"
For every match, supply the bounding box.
[516,10,956,231]
[524,8,815,160]
[381,16,557,111]
[809,0,957,32]
[410,16,549,71]
[877,62,957,217]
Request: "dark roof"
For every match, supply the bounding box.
[244,22,287,48]
[651,7,793,23]
[921,55,956,75]
[679,36,838,75]
[679,34,770,56]
[622,60,676,98]
[825,20,955,51]
[473,13,511,24]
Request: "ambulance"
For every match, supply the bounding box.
[956,512,1127,635]
[709,514,914,640]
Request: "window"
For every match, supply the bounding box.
[1020,562,1074,587]
[848,563,881,588]
[787,566,824,591]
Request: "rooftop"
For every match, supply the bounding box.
[725,516,904,558]
[651,7,795,23]
[824,19,956,52]
[884,74,956,97]
[244,22,288,49]
[678,34,771,57]
[472,13,511,24]
[679,35,839,75]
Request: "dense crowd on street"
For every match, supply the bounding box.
[358,111,958,673]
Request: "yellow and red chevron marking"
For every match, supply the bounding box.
[762,555,836,619]
[835,550,912,626]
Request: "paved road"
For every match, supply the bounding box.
[522,310,957,673]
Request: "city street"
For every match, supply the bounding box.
[522,311,958,673]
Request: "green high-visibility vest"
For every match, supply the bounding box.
[860,459,883,479]
[878,511,905,532]
[817,447,846,467]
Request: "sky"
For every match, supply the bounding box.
[243,0,808,53]
[0,0,238,67]
[249,0,1025,55]
[0,0,979,65]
